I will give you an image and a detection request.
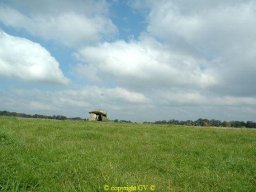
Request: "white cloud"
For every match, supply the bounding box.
[0,1,117,46]
[138,0,256,96]
[75,37,216,90]
[29,101,53,111]
[74,86,150,105]
[0,31,69,84]
[156,90,256,106]
[103,87,150,104]
[144,0,256,54]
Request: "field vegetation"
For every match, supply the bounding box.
[0,117,255,191]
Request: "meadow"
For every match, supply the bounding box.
[0,116,255,192]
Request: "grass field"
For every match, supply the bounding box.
[0,116,255,191]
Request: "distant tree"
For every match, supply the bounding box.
[168,119,179,124]
[209,119,222,127]
[246,121,256,128]
[222,121,231,127]
[185,120,194,126]
[230,121,245,128]
[195,119,204,126]
[70,117,82,120]
[120,120,132,123]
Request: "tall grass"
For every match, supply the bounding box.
[0,117,255,191]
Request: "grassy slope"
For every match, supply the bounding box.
[0,117,255,191]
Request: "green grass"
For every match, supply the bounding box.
[0,116,255,191]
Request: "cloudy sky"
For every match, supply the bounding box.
[0,0,256,121]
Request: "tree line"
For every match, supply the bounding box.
[111,118,256,128]
[1,110,255,128]
[0,110,83,121]
[145,118,256,128]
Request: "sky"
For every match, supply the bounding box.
[0,0,256,122]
